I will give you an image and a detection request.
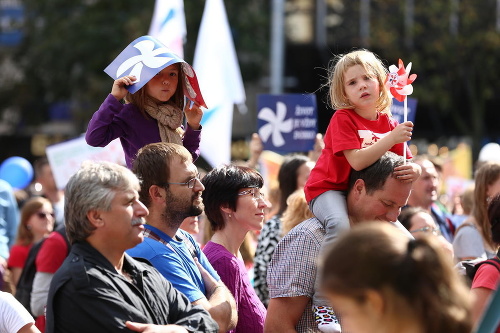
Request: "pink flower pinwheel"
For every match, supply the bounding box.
[385,59,417,102]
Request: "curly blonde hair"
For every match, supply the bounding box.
[281,190,314,236]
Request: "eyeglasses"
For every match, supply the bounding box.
[37,212,55,219]
[163,173,201,189]
[410,226,440,236]
[238,188,265,200]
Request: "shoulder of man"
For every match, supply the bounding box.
[285,217,324,236]
[277,218,324,249]
[51,250,89,291]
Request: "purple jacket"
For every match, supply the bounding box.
[85,94,201,168]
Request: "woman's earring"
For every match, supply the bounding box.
[228,214,232,218]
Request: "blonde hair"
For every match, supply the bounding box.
[472,162,500,250]
[322,223,472,333]
[281,190,314,236]
[459,184,474,216]
[328,49,392,114]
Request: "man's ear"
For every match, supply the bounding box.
[87,210,104,228]
[353,179,366,198]
[149,185,164,204]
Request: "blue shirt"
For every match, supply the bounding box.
[0,179,19,259]
[127,225,220,302]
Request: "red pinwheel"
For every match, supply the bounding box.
[385,59,417,102]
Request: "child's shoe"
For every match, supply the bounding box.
[313,305,341,333]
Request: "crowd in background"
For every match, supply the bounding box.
[0,133,498,333]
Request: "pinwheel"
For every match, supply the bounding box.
[385,59,417,163]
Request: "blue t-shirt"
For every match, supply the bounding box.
[127,225,220,302]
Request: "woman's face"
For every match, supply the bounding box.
[487,176,500,199]
[27,202,55,239]
[296,161,315,189]
[180,215,200,235]
[232,187,268,232]
[409,212,440,238]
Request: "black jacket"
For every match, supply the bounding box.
[45,241,218,333]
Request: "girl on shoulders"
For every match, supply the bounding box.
[85,36,206,168]
[304,49,421,332]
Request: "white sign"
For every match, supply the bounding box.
[46,136,126,190]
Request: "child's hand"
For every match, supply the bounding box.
[184,102,203,130]
[111,75,136,101]
[393,162,421,183]
[389,121,413,145]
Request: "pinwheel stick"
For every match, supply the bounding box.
[404,96,407,165]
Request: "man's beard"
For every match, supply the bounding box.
[164,189,204,227]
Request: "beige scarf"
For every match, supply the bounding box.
[144,99,184,145]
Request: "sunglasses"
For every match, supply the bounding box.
[37,212,55,219]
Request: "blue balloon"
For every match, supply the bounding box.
[0,156,34,189]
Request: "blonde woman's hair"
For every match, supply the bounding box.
[327,49,392,114]
[472,162,500,251]
[281,189,314,236]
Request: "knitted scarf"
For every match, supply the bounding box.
[144,98,183,145]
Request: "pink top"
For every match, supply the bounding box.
[471,263,500,333]
[203,241,266,333]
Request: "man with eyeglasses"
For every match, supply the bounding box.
[45,161,217,333]
[127,142,237,332]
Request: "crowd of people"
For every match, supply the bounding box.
[0,41,498,333]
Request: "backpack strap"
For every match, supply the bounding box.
[468,256,500,282]
[455,221,475,234]
[14,237,47,315]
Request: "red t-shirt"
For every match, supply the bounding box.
[7,244,31,269]
[304,109,412,203]
[35,231,67,273]
[471,263,500,333]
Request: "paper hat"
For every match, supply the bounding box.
[104,35,207,108]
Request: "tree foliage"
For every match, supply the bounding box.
[1,0,498,160]
[325,0,500,157]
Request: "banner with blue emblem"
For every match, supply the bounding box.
[257,94,317,153]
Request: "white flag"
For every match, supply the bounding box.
[148,0,186,58]
[193,0,246,168]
